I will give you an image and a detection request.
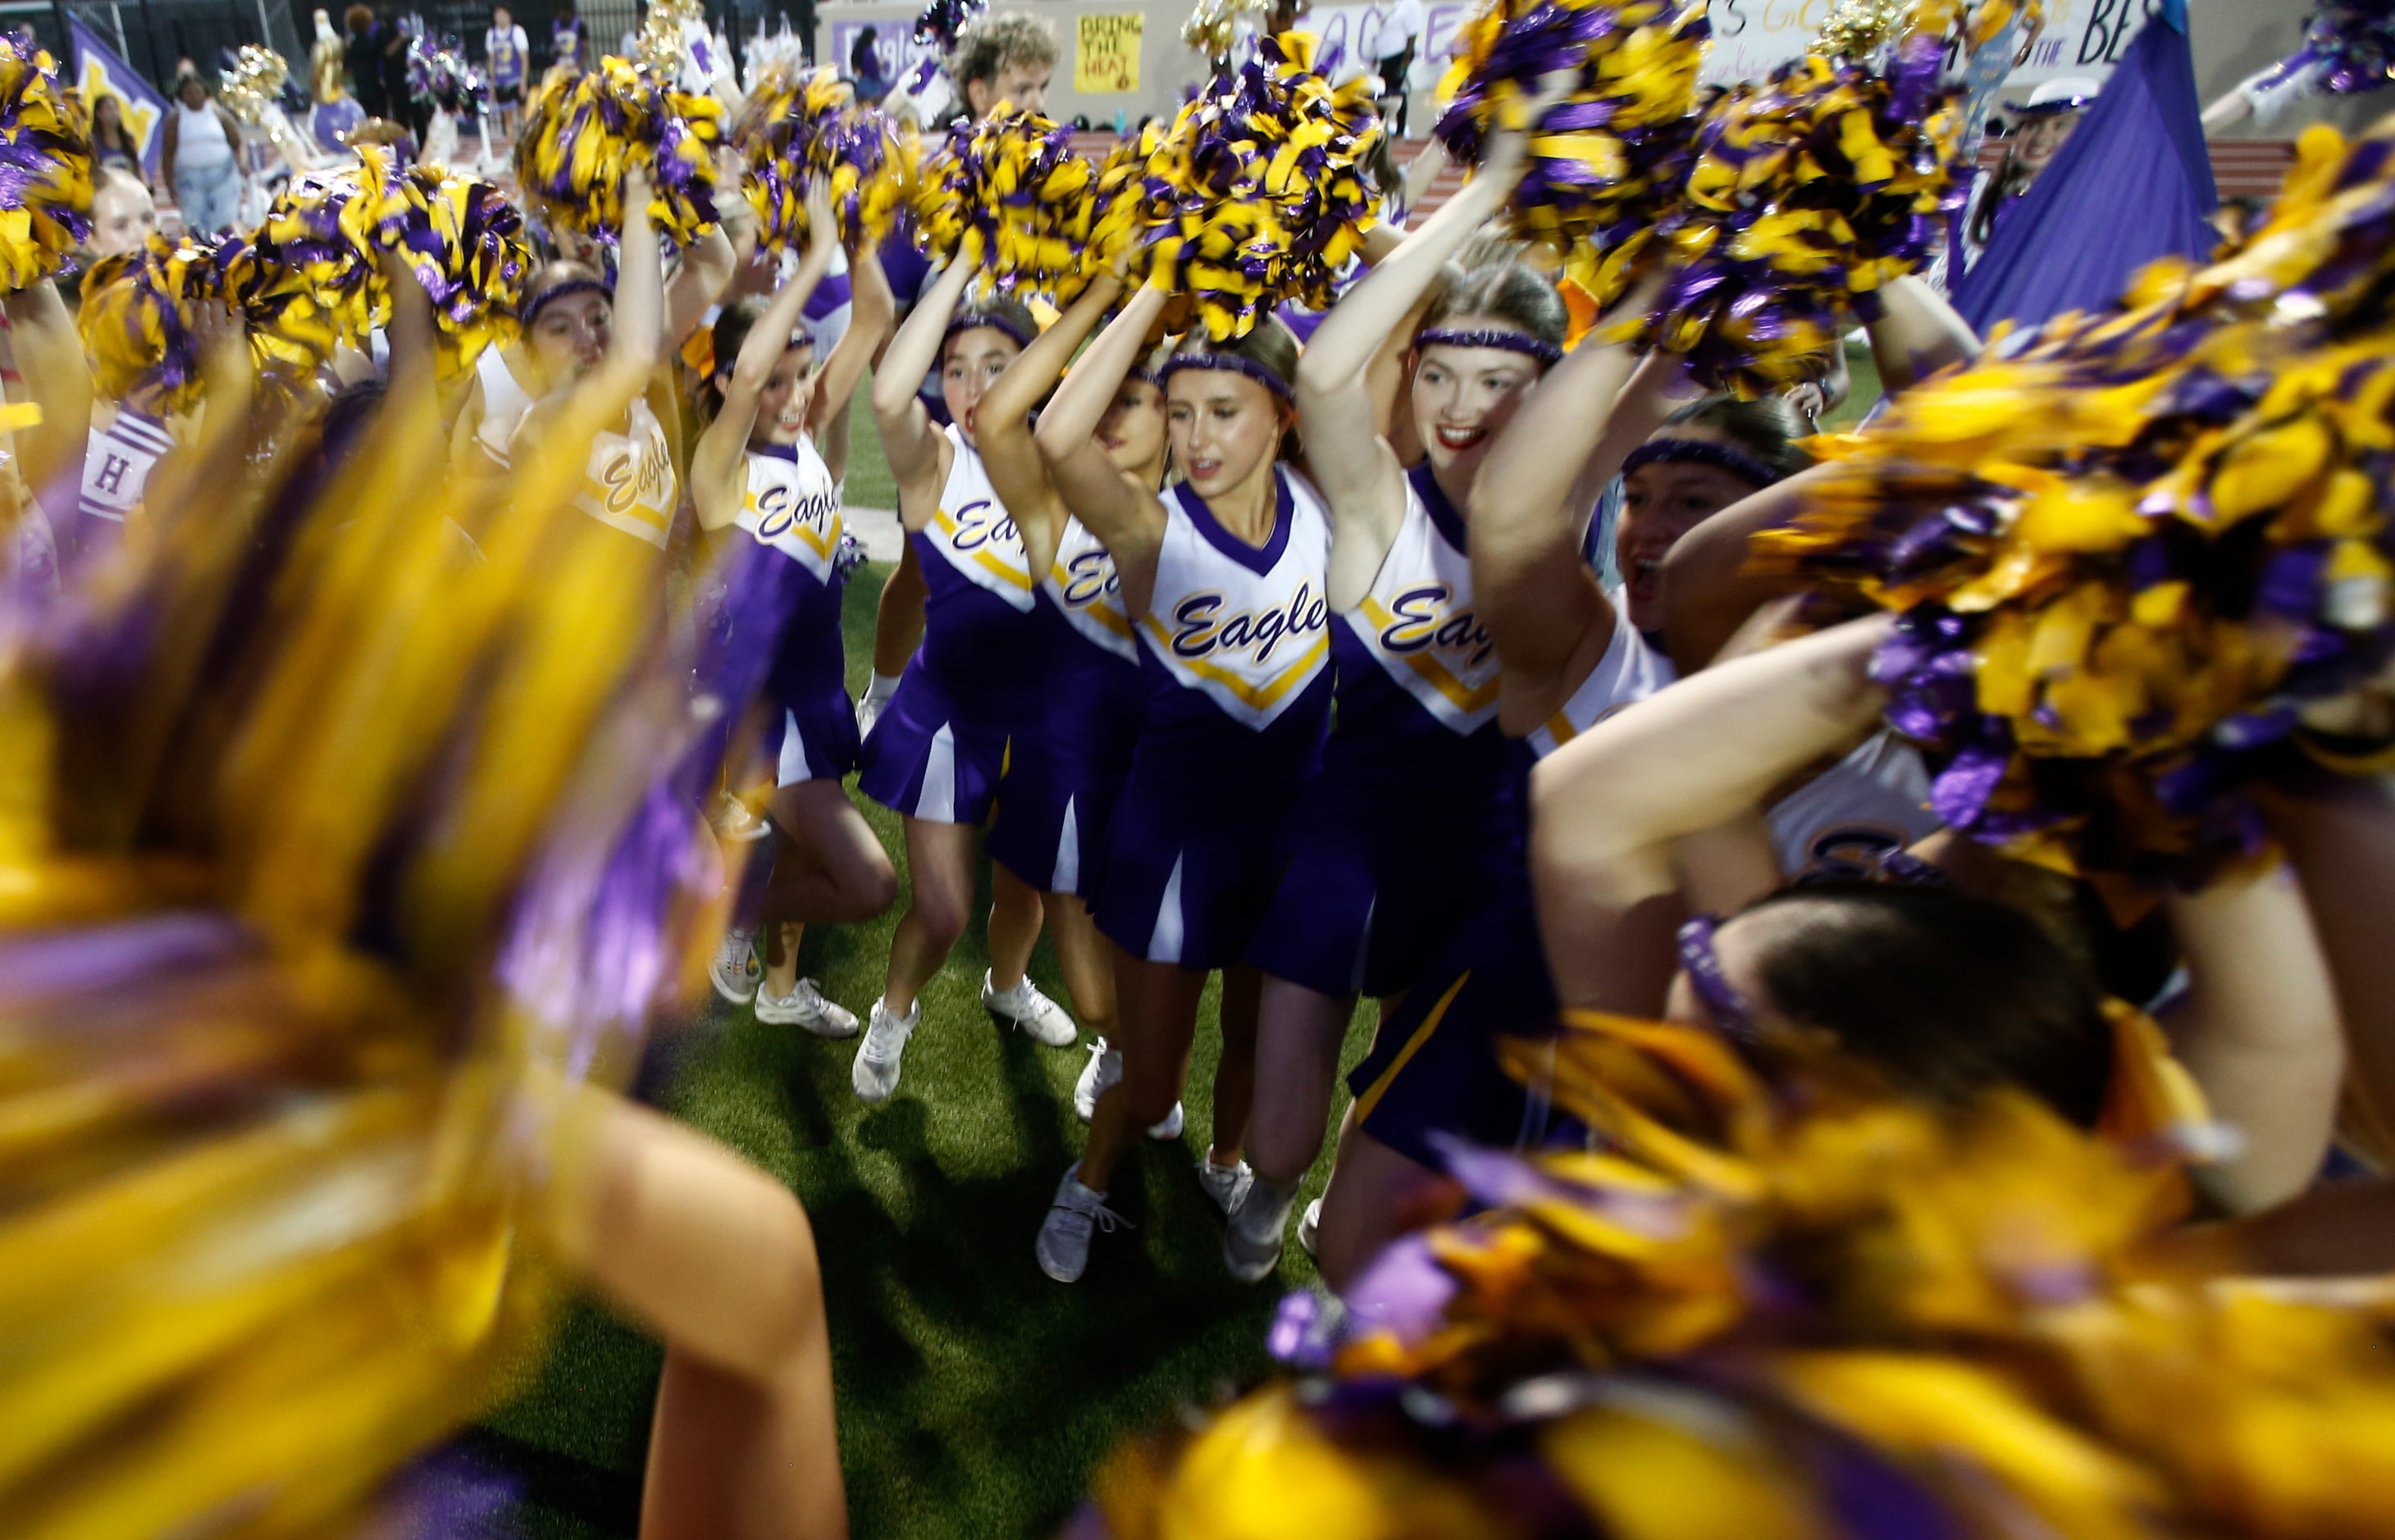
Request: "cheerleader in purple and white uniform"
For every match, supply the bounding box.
[1031,276,1332,1284]
[968,273,1175,1134]
[852,256,1081,1105]
[1220,115,1586,1280]
[688,180,898,1037]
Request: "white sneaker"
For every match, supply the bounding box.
[756,977,859,1038]
[854,691,887,739]
[983,970,1078,1046]
[713,790,771,843]
[1074,1039,1184,1138]
[709,928,760,1005]
[1037,1163,1129,1283]
[1074,1038,1117,1121]
[1194,1150,1254,1219]
[1225,1177,1300,1283]
[851,996,918,1102]
[1297,1196,1322,1259]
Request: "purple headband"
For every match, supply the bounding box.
[1676,916,1762,1045]
[1622,436,1788,490]
[1414,327,1562,367]
[1155,351,1295,403]
[946,309,1036,349]
[521,276,612,329]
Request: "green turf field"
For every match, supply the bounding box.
[477,399,1380,1536]
[476,358,1885,1537]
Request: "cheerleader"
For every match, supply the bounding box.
[486,3,530,142]
[1220,115,1574,1281]
[689,181,898,1032]
[851,255,1079,1105]
[971,271,1182,1137]
[1031,278,1330,1284]
[507,168,676,552]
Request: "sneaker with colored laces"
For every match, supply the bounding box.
[982,970,1078,1046]
[851,997,918,1103]
[1193,1150,1254,1219]
[1036,1163,1129,1283]
[755,977,859,1038]
[1224,1176,1301,1283]
[1297,1196,1323,1259]
[709,928,760,1005]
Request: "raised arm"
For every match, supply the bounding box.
[691,184,837,532]
[1301,123,1534,611]
[1862,276,1979,396]
[871,251,975,501]
[1529,615,1892,1009]
[1469,283,1674,722]
[808,238,893,487]
[2156,865,2343,1215]
[1036,278,1174,615]
[3,279,91,501]
[602,167,665,399]
[660,220,738,349]
[979,272,1121,577]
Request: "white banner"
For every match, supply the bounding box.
[1699,0,2174,89]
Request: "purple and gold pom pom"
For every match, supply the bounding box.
[1754,116,2395,883]
[77,231,235,416]
[221,169,382,380]
[1137,32,1381,339]
[513,56,723,246]
[1433,0,1708,307]
[915,108,1096,294]
[736,63,916,251]
[352,147,532,379]
[1648,19,1964,399]
[0,37,93,291]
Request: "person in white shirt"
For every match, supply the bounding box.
[485,5,530,141]
[158,69,244,235]
[1361,0,1424,136]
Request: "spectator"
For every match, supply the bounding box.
[159,68,244,236]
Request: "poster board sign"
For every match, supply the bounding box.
[1076,12,1144,92]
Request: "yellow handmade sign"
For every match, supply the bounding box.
[1074,12,1142,93]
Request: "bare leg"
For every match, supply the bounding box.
[764,781,898,926]
[548,1096,847,1540]
[762,920,806,999]
[1080,956,1207,1194]
[1044,894,1118,1039]
[869,544,927,679]
[1312,1115,1463,1295]
[1248,976,1356,1186]
[1210,965,1263,1166]
[985,863,1045,992]
[880,817,977,1016]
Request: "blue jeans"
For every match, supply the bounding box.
[173,158,242,235]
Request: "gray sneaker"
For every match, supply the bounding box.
[1224,1177,1301,1283]
[756,977,859,1038]
[851,996,917,1102]
[708,927,760,1005]
[1193,1149,1253,1219]
[1036,1163,1129,1283]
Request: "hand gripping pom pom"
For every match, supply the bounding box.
[1754,115,2395,884]
[222,170,383,380]
[914,107,1098,298]
[1647,12,1966,399]
[353,147,534,379]
[736,64,917,252]
[1137,33,1382,339]
[77,232,235,416]
[1432,0,1710,308]
[512,57,724,246]
[0,36,93,290]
